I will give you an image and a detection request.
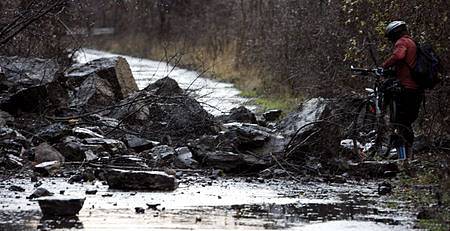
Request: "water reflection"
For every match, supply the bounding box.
[38,216,83,230]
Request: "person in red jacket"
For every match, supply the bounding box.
[382,21,423,160]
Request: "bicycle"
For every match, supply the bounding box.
[344,66,403,160]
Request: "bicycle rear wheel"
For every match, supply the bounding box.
[372,98,397,158]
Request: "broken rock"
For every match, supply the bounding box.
[69,74,117,112]
[65,57,138,99]
[83,138,127,155]
[225,106,257,124]
[174,147,198,168]
[124,134,159,152]
[37,197,85,217]
[34,161,62,176]
[34,123,71,144]
[105,169,177,191]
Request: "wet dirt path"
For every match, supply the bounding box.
[75,49,255,116]
[1,174,415,230]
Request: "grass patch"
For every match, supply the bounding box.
[253,96,301,113]
[418,219,450,231]
[392,156,450,230]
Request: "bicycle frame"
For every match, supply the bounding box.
[349,66,397,159]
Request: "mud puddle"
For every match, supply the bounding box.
[0,175,415,230]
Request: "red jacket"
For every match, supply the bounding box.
[382,35,418,90]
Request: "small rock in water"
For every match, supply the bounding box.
[9,185,25,192]
[85,190,98,195]
[146,203,161,210]
[27,188,53,199]
[378,181,392,195]
[135,207,145,214]
[37,197,85,217]
[34,182,43,188]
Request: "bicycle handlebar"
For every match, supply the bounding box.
[350,66,394,78]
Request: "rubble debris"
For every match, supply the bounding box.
[109,155,148,168]
[33,123,71,144]
[0,110,13,126]
[174,147,198,169]
[0,127,29,157]
[83,138,127,155]
[36,197,85,217]
[105,169,177,191]
[108,77,217,144]
[0,154,23,169]
[150,145,176,165]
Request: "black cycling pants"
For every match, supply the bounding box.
[390,90,423,147]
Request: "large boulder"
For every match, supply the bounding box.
[105,169,177,191]
[0,56,58,93]
[65,57,138,99]
[0,56,59,114]
[277,98,328,137]
[34,142,65,164]
[108,77,217,144]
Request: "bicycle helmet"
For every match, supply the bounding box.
[385,21,407,39]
